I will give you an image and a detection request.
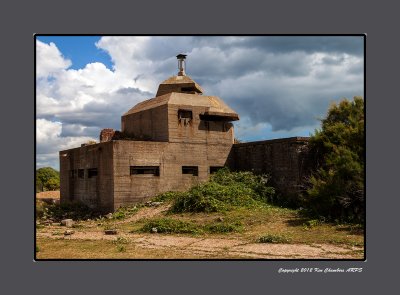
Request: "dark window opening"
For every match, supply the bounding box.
[182,166,198,176]
[201,120,229,132]
[210,166,224,174]
[178,109,193,126]
[181,87,198,94]
[78,169,84,179]
[69,170,76,178]
[130,166,160,176]
[178,109,192,119]
[88,168,98,178]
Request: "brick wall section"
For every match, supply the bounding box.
[228,137,313,196]
[99,128,115,142]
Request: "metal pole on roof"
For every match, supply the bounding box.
[176,53,187,76]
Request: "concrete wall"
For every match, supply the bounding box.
[228,137,312,196]
[59,141,114,212]
[60,136,313,212]
[122,103,234,145]
[121,104,169,141]
[167,104,234,145]
[112,140,232,210]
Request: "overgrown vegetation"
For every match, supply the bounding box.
[36,167,60,192]
[168,168,275,213]
[305,97,365,223]
[36,200,101,221]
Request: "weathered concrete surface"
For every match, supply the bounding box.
[228,137,313,197]
[60,141,114,212]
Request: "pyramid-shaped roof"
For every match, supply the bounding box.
[156,75,204,97]
[123,92,239,121]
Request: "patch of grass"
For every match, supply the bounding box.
[36,245,40,253]
[112,206,140,220]
[140,218,202,234]
[139,218,243,235]
[51,231,63,236]
[204,221,243,233]
[103,224,117,231]
[112,237,129,253]
[112,237,129,245]
[116,245,126,252]
[72,223,84,229]
[302,219,324,230]
[335,223,364,235]
[258,234,292,244]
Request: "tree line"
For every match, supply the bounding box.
[36,167,60,192]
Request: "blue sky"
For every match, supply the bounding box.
[37,36,113,70]
[36,36,364,169]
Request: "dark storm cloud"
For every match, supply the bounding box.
[215,70,364,131]
[132,36,363,79]
[143,35,364,58]
[217,36,364,56]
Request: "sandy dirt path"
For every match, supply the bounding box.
[36,202,363,259]
[37,229,362,259]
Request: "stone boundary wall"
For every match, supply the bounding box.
[228,137,314,197]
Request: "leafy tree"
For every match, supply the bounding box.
[305,97,364,222]
[36,167,60,192]
[46,178,60,191]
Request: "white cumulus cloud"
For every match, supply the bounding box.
[36,41,71,78]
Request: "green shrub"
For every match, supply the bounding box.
[171,189,227,213]
[170,168,275,213]
[305,97,364,223]
[258,234,291,244]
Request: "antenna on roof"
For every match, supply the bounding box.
[176,53,187,76]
